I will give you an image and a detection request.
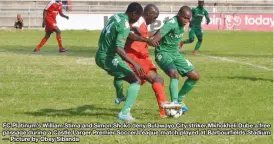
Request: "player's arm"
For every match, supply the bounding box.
[59,4,69,19]
[205,10,210,24]
[116,22,145,77]
[148,29,160,38]
[152,20,174,46]
[128,30,159,47]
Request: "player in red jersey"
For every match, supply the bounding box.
[34,0,69,52]
[114,4,181,118]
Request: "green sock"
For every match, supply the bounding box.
[121,83,140,115]
[169,79,179,102]
[183,40,191,44]
[113,78,124,99]
[178,79,197,102]
[194,41,202,51]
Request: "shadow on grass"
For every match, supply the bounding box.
[1,45,272,59]
[227,76,273,82]
[181,50,272,58]
[0,45,99,58]
[23,105,121,117]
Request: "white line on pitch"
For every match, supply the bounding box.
[197,53,273,71]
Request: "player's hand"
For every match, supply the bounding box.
[133,64,145,78]
[147,39,159,47]
[65,16,69,20]
[206,21,210,25]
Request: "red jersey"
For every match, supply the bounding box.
[125,17,149,58]
[45,0,63,21]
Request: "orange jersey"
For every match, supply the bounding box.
[45,0,63,21]
[125,17,149,58]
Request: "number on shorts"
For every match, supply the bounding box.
[185,59,192,66]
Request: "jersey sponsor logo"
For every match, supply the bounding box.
[168,33,183,39]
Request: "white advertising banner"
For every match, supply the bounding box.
[57,13,273,32]
[56,13,175,31]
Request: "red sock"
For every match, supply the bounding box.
[56,34,63,50]
[36,37,48,50]
[152,82,168,110]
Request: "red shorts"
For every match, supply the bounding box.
[126,53,157,85]
[45,19,57,32]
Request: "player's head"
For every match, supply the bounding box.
[56,0,62,3]
[143,4,159,25]
[177,6,192,25]
[126,2,143,23]
[198,0,204,8]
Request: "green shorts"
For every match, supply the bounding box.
[189,27,203,40]
[155,52,195,77]
[95,52,133,79]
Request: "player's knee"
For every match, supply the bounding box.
[198,39,203,43]
[154,76,164,84]
[189,39,194,43]
[56,30,61,34]
[188,71,200,81]
[168,69,179,79]
[45,35,50,39]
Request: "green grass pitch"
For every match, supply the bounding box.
[0,30,272,144]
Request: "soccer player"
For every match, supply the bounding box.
[95,2,144,121]
[182,0,210,55]
[115,4,181,118]
[152,6,200,112]
[34,0,69,52]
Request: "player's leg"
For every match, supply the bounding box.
[119,72,141,121]
[174,53,199,111]
[183,28,195,44]
[155,53,179,102]
[145,70,167,117]
[96,55,141,121]
[53,27,67,52]
[113,77,126,104]
[193,29,203,54]
[34,31,52,52]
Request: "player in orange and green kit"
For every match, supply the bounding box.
[152,6,200,113]
[95,2,144,121]
[182,0,210,55]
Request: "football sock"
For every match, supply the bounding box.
[35,37,48,50]
[121,83,140,115]
[56,34,63,50]
[113,78,124,99]
[178,79,197,102]
[169,79,179,102]
[194,41,202,51]
[152,82,167,109]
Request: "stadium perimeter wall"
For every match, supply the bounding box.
[55,13,273,32]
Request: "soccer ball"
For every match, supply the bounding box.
[165,108,183,118]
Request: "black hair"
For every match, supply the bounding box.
[178,6,192,15]
[144,4,159,15]
[126,2,143,14]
